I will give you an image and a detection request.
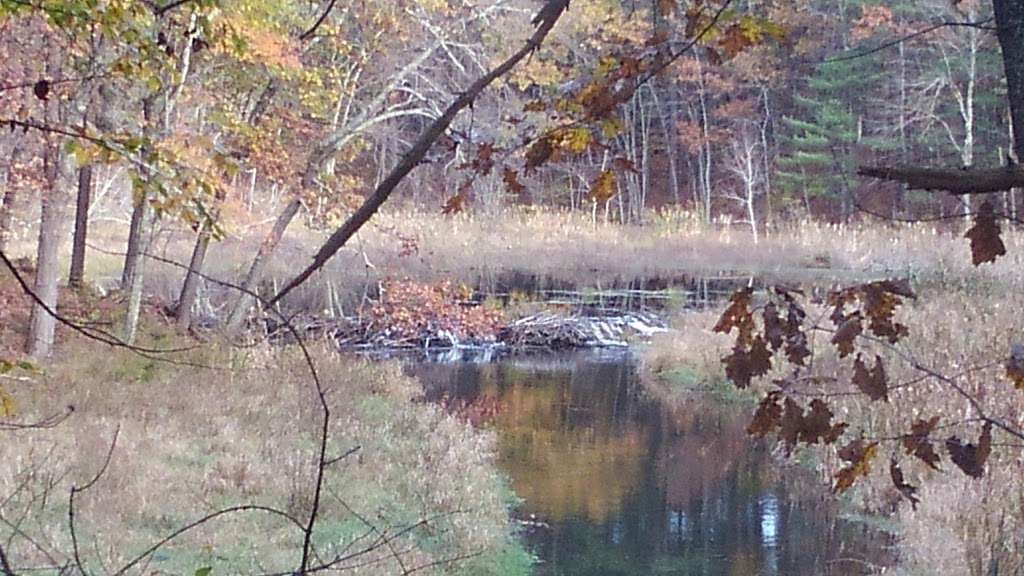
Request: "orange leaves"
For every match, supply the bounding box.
[852,354,888,402]
[946,422,992,479]
[851,5,894,41]
[716,289,772,388]
[779,398,846,451]
[833,439,878,494]
[964,200,1007,266]
[462,142,496,175]
[715,286,816,388]
[370,280,505,342]
[588,170,616,203]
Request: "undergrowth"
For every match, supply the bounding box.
[0,324,532,575]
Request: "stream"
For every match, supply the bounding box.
[409,349,888,576]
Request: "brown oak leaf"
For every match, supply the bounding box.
[852,354,888,402]
[714,288,755,346]
[902,416,942,470]
[964,200,1006,266]
[802,399,847,445]
[831,312,862,358]
[946,422,992,479]
[890,458,919,510]
[722,335,772,389]
[833,439,878,494]
[747,391,783,436]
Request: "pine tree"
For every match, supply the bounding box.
[776,58,882,218]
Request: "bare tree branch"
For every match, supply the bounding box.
[858,164,1024,194]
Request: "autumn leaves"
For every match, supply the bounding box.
[713,278,1010,504]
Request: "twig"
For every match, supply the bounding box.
[0,407,73,432]
[825,17,996,64]
[68,425,120,576]
[299,0,338,40]
[111,505,306,576]
[324,445,360,467]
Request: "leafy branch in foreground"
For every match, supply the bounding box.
[715,280,1024,504]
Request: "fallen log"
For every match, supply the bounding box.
[858,164,1024,195]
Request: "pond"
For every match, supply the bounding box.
[409,349,889,576]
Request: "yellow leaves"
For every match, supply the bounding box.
[559,126,594,153]
[525,127,596,172]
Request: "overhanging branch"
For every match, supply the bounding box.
[858,164,1024,195]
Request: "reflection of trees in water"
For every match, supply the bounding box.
[489,358,649,524]
[413,353,887,575]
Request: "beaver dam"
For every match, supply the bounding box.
[264,278,690,351]
[250,273,773,352]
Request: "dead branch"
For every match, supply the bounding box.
[858,164,1024,195]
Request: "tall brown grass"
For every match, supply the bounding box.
[0,332,530,575]
[10,207,1022,319]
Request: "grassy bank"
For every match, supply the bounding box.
[0,313,532,574]
[640,271,1024,575]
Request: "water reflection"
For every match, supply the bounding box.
[411,350,884,575]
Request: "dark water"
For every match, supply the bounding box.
[410,350,887,576]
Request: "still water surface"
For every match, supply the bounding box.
[410,349,885,576]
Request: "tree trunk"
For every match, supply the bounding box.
[175,224,212,331]
[68,163,92,289]
[0,144,24,252]
[121,207,150,345]
[122,96,161,344]
[224,197,301,333]
[994,0,1024,162]
[26,143,69,358]
[121,188,148,290]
